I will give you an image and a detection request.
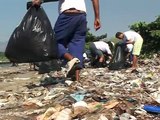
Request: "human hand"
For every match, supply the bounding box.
[94,18,101,31]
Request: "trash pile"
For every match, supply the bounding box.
[0,53,160,120]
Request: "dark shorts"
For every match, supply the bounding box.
[54,13,87,67]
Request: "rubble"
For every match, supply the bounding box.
[0,54,160,120]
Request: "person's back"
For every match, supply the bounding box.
[93,41,112,55]
[124,30,142,42]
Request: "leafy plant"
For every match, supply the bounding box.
[130,16,160,56]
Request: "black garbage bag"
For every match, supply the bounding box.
[5,6,58,63]
[108,42,126,70]
[37,60,62,74]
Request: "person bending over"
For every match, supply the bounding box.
[89,41,112,68]
[115,30,143,71]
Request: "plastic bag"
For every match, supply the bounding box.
[108,43,126,70]
[143,105,160,114]
[5,6,58,63]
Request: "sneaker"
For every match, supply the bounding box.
[65,58,80,77]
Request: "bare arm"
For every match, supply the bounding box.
[126,39,135,44]
[91,0,101,31]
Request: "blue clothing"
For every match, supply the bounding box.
[54,12,87,67]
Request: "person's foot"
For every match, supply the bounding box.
[65,58,80,77]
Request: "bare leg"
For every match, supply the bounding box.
[132,55,138,69]
[64,53,74,61]
[75,70,80,81]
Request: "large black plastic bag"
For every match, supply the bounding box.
[5,6,58,63]
[108,43,126,70]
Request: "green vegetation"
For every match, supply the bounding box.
[0,52,9,62]
[85,15,160,58]
[129,15,160,57]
